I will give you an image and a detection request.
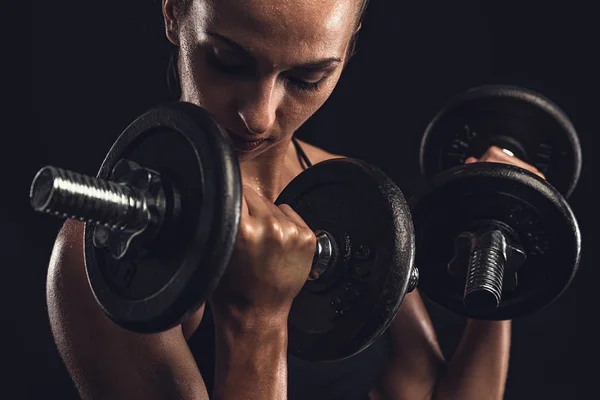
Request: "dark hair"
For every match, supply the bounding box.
[166,50,181,98]
[167,0,370,97]
[175,0,369,21]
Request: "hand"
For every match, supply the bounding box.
[465,146,546,180]
[209,185,316,325]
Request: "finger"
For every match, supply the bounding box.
[480,146,521,162]
[480,146,524,164]
[465,156,479,164]
[277,204,312,230]
[480,146,545,178]
[242,185,276,218]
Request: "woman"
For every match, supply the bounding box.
[46,0,545,398]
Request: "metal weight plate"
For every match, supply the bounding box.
[275,158,415,361]
[420,85,582,198]
[85,102,242,333]
[410,162,581,320]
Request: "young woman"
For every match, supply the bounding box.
[46,1,545,398]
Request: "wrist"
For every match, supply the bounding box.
[213,303,289,363]
[213,308,289,400]
[216,312,288,345]
[212,301,290,332]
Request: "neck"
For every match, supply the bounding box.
[176,97,303,202]
[239,137,300,202]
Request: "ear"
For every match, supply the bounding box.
[162,0,180,46]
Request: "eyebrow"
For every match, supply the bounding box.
[207,31,342,70]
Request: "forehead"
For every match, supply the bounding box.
[190,0,358,61]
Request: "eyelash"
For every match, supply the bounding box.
[208,54,326,93]
[286,78,324,92]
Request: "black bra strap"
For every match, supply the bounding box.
[292,136,313,170]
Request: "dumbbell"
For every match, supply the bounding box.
[411,85,582,319]
[30,102,418,362]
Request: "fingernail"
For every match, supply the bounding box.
[501,148,515,157]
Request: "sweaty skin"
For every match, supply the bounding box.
[45,0,543,399]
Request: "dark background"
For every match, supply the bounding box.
[12,0,598,398]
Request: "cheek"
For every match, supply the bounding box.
[279,74,342,131]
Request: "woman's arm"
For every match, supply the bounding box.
[434,319,510,399]
[50,220,292,400]
[47,220,210,399]
[370,146,546,399]
[212,310,289,399]
[369,290,510,400]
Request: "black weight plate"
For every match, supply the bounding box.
[85,102,241,333]
[275,158,414,362]
[420,85,582,198]
[410,162,581,320]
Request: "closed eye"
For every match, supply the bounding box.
[207,48,254,77]
[285,76,328,92]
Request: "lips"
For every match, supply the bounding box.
[227,130,268,151]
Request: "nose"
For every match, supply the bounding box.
[237,79,279,135]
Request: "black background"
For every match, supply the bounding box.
[11,0,599,398]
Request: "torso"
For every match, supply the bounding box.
[184,138,391,399]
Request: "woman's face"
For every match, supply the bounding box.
[164,0,360,158]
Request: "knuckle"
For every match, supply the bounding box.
[286,224,301,242]
[285,219,300,234]
[265,217,282,232]
[238,220,258,242]
[263,217,286,241]
[306,231,317,248]
[299,227,316,247]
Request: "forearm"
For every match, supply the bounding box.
[434,319,511,400]
[368,291,510,400]
[213,312,288,400]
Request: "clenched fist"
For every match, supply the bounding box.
[210,185,317,324]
